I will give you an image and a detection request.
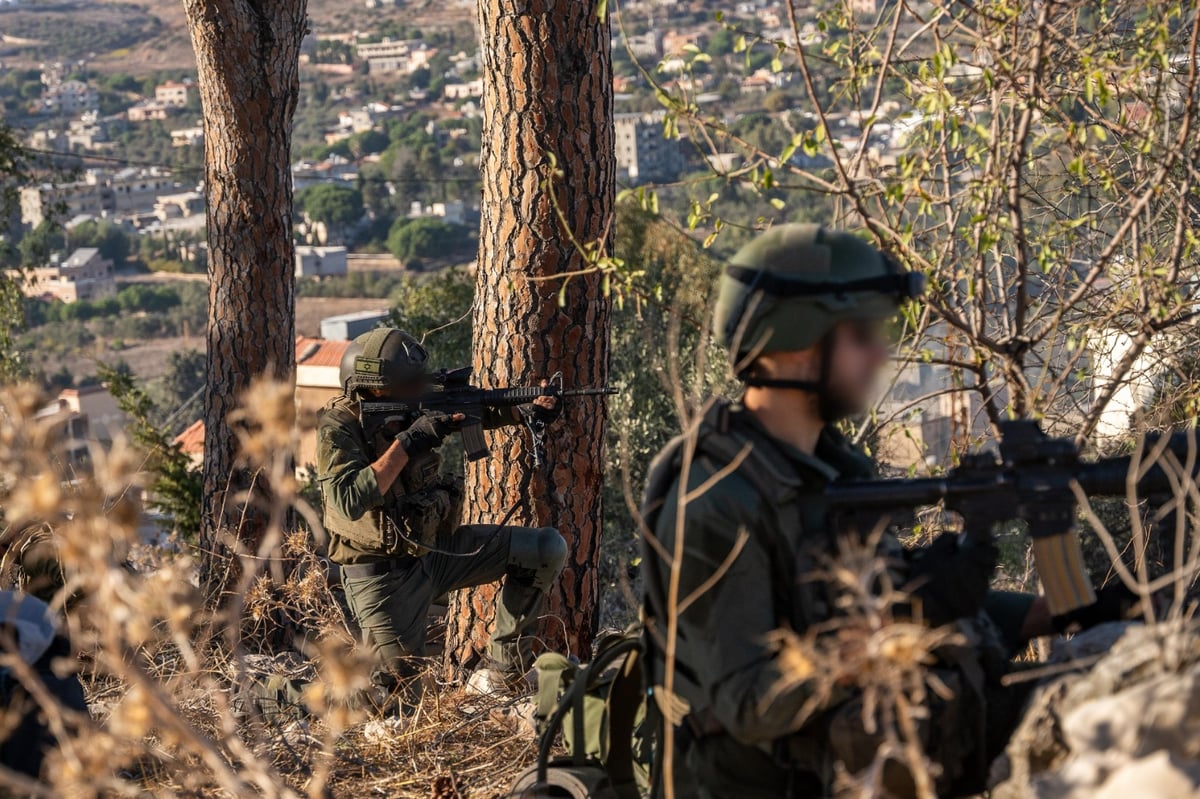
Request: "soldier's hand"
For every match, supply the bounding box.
[519,380,563,425]
[1052,581,1143,634]
[396,412,463,456]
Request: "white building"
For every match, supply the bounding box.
[356,39,436,74]
[40,81,98,115]
[21,248,116,303]
[170,126,205,147]
[443,79,484,100]
[155,81,192,108]
[295,245,348,278]
[614,111,685,184]
[37,384,128,469]
[21,170,179,226]
[154,191,205,220]
[127,101,171,122]
[319,310,390,341]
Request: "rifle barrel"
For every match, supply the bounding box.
[826,430,1200,513]
[560,387,620,397]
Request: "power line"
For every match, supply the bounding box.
[16,145,205,179]
[16,145,483,185]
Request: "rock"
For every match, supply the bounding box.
[992,621,1200,799]
[465,667,511,697]
[490,698,538,737]
[361,715,408,744]
[465,666,535,697]
[1093,752,1200,799]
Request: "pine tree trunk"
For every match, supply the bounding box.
[184,0,305,605]
[446,0,614,667]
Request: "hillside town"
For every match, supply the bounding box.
[0,0,1188,476]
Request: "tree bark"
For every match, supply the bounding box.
[184,0,305,605]
[446,0,614,667]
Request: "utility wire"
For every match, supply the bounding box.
[16,145,483,185]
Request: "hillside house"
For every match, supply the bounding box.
[614,111,685,184]
[37,384,127,471]
[170,126,204,147]
[155,81,192,108]
[176,337,355,474]
[127,102,170,123]
[22,248,116,303]
[319,310,389,341]
[40,81,98,115]
[294,245,349,278]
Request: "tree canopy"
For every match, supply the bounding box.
[296,183,365,232]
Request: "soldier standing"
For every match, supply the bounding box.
[318,328,568,711]
[641,225,1135,797]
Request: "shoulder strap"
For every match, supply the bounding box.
[318,394,360,428]
[641,400,805,547]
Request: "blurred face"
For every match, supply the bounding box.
[822,318,892,418]
[369,375,429,401]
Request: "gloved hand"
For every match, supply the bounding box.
[518,397,563,426]
[1052,582,1141,633]
[395,412,456,456]
[905,532,998,627]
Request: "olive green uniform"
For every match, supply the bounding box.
[317,393,567,695]
[642,401,1036,798]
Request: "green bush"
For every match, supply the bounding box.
[386,217,471,264]
[296,184,364,231]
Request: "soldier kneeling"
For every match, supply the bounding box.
[317,328,567,713]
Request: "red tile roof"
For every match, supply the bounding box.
[296,336,352,368]
[175,418,205,455]
[174,336,351,457]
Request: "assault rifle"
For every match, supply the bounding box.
[359,367,619,465]
[825,420,1200,616]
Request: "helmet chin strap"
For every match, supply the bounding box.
[739,335,844,423]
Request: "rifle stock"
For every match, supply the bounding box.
[826,420,1200,616]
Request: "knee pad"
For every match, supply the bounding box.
[508,527,567,592]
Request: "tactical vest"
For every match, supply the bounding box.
[640,401,996,796]
[319,395,453,562]
[641,401,863,670]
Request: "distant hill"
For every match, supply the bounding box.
[0,0,475,76]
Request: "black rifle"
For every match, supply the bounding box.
[825,420,1200,616]
[359,367,619,465]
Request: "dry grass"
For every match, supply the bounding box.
[0,382,548,798]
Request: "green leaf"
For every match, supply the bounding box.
[734,35,747,53]
[769,197,786,210]
[595,0,608,20]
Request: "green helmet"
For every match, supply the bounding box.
[339,328,429,394]
[713,224,924,358]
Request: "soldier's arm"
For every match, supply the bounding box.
[369,440,409,495]
[317,423,387,521]
[666,481,836,745]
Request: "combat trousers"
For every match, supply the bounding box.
[341,524,566,701]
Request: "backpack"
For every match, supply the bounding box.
[509,632,650,799]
